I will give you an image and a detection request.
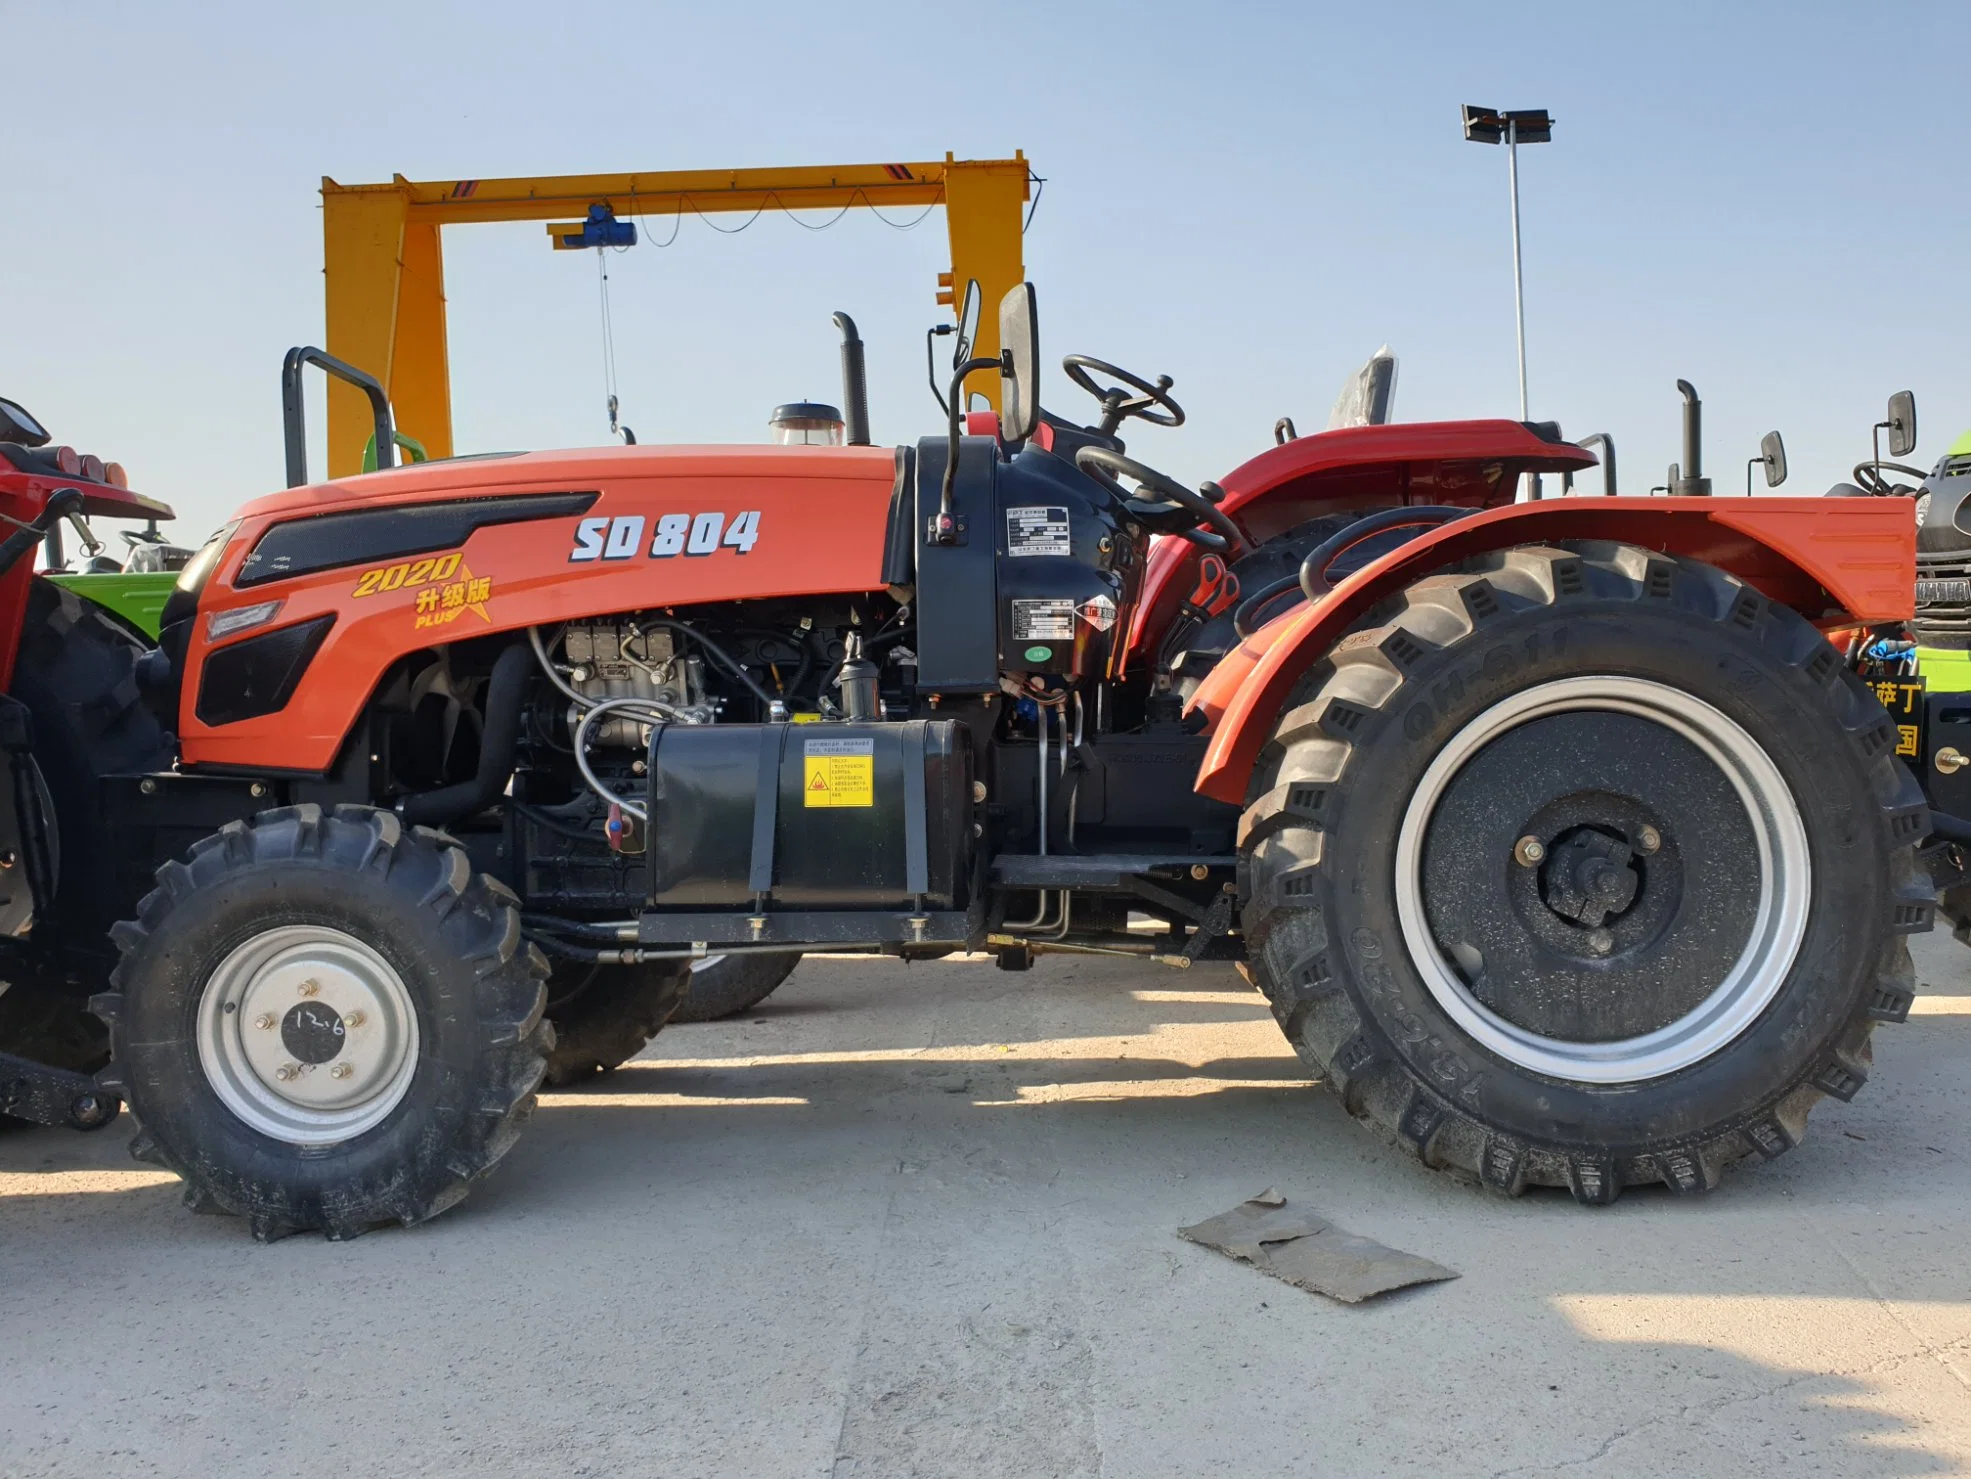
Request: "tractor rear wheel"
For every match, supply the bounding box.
[0,578,172,1080]
[1240,544,1929,1202]
[96,805,550,1239]
[671,952,801,1023]
[542,958,693,1086]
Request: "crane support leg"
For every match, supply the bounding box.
[392,221,453,467]
[943,158,1029,408]
[323,184,408,480]
[323,184,455,479]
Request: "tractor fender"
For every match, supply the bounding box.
[1125,418,1597,666]
[1188,494,1915,805]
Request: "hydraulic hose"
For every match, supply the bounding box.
[1299,506,1471,601]
[637,619,778,709]
[396,642,533,825]
[1232,573,1306,638]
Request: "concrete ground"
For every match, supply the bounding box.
[3,937,1969,1479]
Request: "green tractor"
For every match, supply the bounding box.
[1843,403,1971,935]
[43,521,186,640]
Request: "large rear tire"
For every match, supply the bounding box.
[670,952,801,1023]
[542,958,693,1087]
[0,578,171,1076]
[96,805,550,1239]
[1240,544,1930,1202]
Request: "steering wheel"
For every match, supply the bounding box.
[1074,446,1248,555]
[1853,460,1928,497]
[1063,355,1185,436]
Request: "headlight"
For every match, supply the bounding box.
[206,600,285,642]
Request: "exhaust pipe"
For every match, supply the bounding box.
[832,312,871,446]
[1674,380,1711,496]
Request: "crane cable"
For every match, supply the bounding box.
[582,169,1047,443]
[595,246,634,443]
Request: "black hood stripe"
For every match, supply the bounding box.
[235,491,600,588]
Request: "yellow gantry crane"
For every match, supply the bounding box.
[319,154,1032,478]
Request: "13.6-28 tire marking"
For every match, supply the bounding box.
[569,512,761,562]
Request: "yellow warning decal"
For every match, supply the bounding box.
[803,737,874,808]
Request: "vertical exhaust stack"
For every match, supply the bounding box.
[1674,380,1711,496]
[833,312,871,447]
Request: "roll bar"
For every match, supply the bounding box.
[282,346,394,488]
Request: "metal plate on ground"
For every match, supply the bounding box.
[1178,1188,1458,1304]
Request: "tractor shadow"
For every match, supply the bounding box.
[3,945,1968,1475]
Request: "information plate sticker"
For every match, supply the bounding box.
[1006,506,1071,557]
[1012,598,1076,641]
[803,736,875,808]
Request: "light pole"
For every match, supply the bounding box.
[1461,106,1553,422]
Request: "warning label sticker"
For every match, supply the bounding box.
[1005,506,1071,557]
[1077,594,1118,632]
[1011,598,1075,641]
[803,736,874,808]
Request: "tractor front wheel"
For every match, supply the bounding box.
[96,805,550,1239]
[1240,544,1929,1202]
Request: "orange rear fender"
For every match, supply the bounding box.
[1189,495,1914,805]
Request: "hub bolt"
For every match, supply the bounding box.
[344,1011,365,1029]
[254,1013,276,1031]
[1636,825,1662,854]
[329,1063,353,1080]
[1513,835,1546,867]
[274,1063,301,1082]
[1587,928,1614,956]
[298,980,319,998]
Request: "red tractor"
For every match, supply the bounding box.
[0,288,1932,1236]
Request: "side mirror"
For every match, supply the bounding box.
[952,279,981,372]
[998,282,1040,443]
[1886,390,1917,459]
[1752,430,1787,493]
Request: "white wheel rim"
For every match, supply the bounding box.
[1393,675,1810,1084]
[689,955,726,974]
[195,924,421,1145]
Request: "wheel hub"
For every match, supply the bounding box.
[1537,827,1639,928]
[1392,676,1810,1084]
[281,1001,348,1065]
[196,925,420,1145]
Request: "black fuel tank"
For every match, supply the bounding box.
[647,719,974,912]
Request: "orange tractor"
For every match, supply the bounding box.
[0,286,1929,1236]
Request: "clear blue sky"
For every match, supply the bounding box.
[10,1,1969,539]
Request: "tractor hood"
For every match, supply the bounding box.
[234,442,897,521]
